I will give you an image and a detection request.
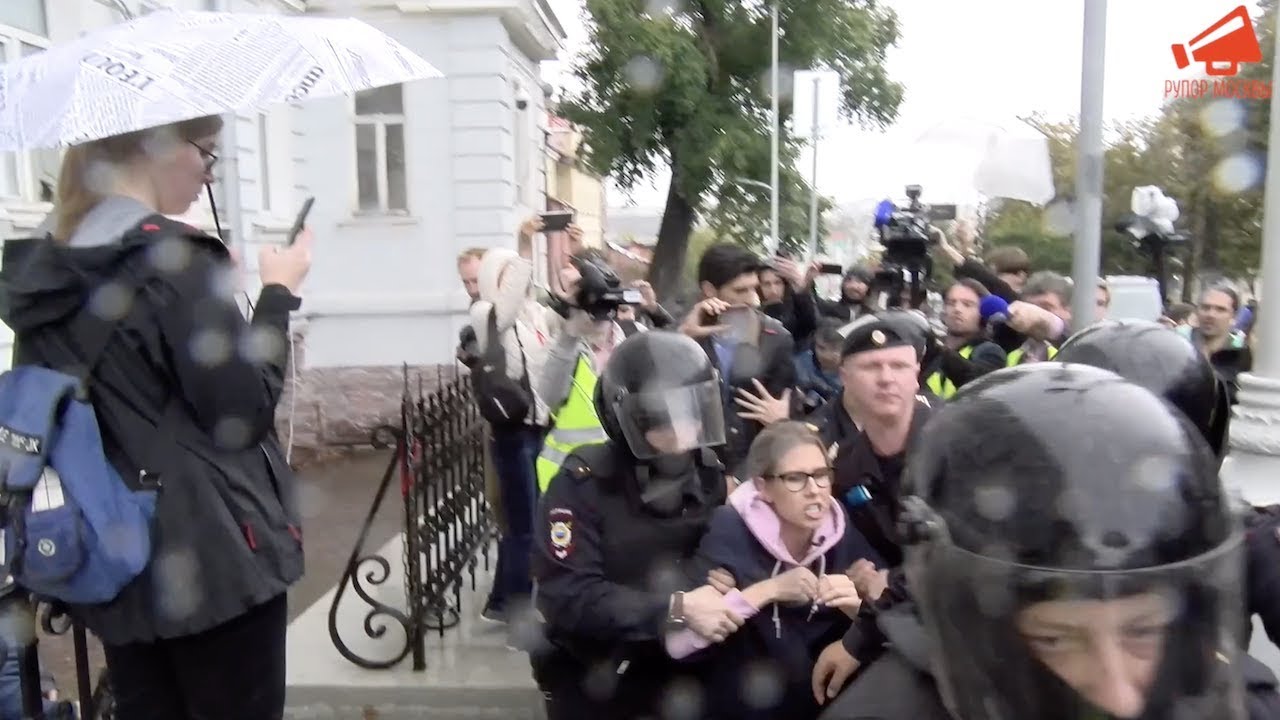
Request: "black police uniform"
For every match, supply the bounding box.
[804,314,937,665]
[821,363,1280,720]
[530,330,728,719]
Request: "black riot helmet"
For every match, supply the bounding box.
[595,330,726,460]
[900,362,1246,720]
[1057,319,1229,460]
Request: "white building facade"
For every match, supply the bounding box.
[298,0,565,370]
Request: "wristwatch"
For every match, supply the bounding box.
[666,591,686,630]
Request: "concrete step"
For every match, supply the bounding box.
[286,537,543,720]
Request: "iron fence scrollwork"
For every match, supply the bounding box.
[328,365,492,671]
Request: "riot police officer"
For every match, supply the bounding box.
[820,363,1280,719]
[530,330,738,719]
[1057,319,1280,655]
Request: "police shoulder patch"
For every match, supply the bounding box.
[548,507,574,560]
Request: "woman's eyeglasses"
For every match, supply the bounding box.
[764,467,833,492]
[189,141,218,171]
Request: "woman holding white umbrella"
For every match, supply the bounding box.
[0,7,442,718]
[2,115,314,718]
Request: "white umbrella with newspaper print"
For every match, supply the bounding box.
[0,9,442,150]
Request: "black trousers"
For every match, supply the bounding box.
[103,594,288,720]
[532,649,699,720]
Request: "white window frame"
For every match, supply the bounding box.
[0,21,51,202]
[257,112,271,214]
[353,86,407,215]
[513,83,529,205]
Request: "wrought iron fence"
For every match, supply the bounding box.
[328,366,493,670]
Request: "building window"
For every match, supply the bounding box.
[0,15,52,202]
[354,85,407,213]
[0,1,46,37]
[257,113,271,213]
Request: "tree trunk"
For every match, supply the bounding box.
[647,171,698,304]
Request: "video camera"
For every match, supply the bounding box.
[871,185,939,310]
[571,255,643,320]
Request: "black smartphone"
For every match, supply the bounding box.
[818,262,843,275]
[288,196,316,245]
[540,211,574,232]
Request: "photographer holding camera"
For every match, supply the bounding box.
[534,254,643,494]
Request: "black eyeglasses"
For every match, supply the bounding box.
[189,140,218,171]
[764,467,833,492]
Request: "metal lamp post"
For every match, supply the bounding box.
[1222,12,1280,508]
[768,0,781,256]
[1069,0,1107,328]
[1221,7,1280,676]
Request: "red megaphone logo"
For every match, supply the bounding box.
[1172,5,1263,77]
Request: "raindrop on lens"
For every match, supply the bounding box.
[213,416,252,449]
[624,56,664,93]
[1213,153,1262,194]
[189,328,232,367]
[241,326,285,363]
[740,660,785,709]
[1200,99,1245,137]
[1042,199,1074,236]
[154,548,201,622]
[973,484,1016,521]
[660,676,705,720]
[88,281,134,321]
[147,236,193,274]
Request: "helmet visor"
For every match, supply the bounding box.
[910,536,1247,720]
[614,380,726,460]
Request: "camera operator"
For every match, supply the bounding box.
[534,254,640,494]
[920,278,1006,399]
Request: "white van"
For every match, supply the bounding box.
[1103,275,1163,322]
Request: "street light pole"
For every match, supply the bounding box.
[769,0,780,255]
[1069,0,1107,328]
[1222,10,1280,508]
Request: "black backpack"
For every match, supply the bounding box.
[470,308,533,426]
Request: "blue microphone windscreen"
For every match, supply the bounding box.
[979,293,1010,321]
[874,200,895,227]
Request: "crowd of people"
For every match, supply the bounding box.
[454,216,1276,720]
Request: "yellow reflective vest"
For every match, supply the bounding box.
[535,354,608,492]
[1007,344,1058,367]
[925,345,971,399]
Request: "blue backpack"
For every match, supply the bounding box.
[0,276,157,605]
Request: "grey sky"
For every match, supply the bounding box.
[542,0,1251,207]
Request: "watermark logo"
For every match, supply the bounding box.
[1165,5,1270,100]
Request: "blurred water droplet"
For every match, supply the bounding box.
[647,556,684,596]
[241,326,285,364]
[645,0,683,15]
[1043,199,1075,236]
[1213,153,1262,194]
[190,327,232,367]
[582,660,619,701]
[154,548,201,622]
[295,481,329,520]
[209,265,239,302]
[740,659,785,709]
[1200,99,1245,138]
[147,236,193,275]
[0,598,36,649]
[759,64,796,101]
[661,676,705,720]
[213,416,253,448]
[84,159,115,196]
[89,280,134,321]
[625,56,664,93]
[973,484,1016,521]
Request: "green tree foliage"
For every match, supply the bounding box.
[985,0,1274,296]
[560,0,904,300]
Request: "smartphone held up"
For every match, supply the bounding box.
[288,196,316,246]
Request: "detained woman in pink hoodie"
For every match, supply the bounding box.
[665,422,884,720]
